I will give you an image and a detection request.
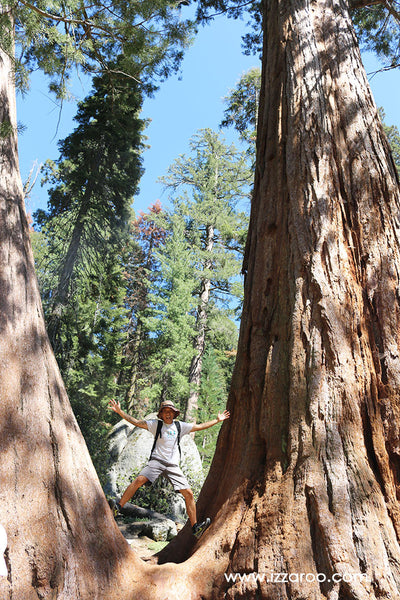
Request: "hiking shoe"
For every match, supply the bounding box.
[109,499,122,519]
[192,518,211,538]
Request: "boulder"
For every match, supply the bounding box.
[117,504,177,542]
[140,519,177,542]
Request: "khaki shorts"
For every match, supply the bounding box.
[139,459,190,491]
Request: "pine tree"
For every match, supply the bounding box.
[31,68,147,479]
[33,217,130,481]
[121,201,166,414]
[7,0,194,96]
[351,2,400,69]
[380,108,400,176]
[142,211,198,409]
[221,66,261,160]
[35,68,146,353]
[161,128,252,422]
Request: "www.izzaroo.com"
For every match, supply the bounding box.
[224,572,369,584]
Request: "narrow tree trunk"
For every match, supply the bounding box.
[47,186,94,352]
[185,224,214,423]
[156,0,400,597]
[125,319,144,413]
[122,227,158,412]
[0,41,143,600]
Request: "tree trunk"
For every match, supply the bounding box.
[125,319,145,413]
[156,0,400,597]
[0,41,144,600]
[185,224,214,423]
[47,185,95,353]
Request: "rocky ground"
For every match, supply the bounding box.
[124,534,166,561]
[114,505,185,561]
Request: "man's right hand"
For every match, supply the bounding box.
[107,401,148,430]
[108,399,121,414]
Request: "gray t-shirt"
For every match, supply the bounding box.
[146,419,193,465]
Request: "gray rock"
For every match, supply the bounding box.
[166,493,187,522]
[140,519,177,542]
[118,506,177,542]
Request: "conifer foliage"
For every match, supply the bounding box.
[35,70,145,352]
[160,128,251,422]
[6,0,194,96]
[120,201,166,414]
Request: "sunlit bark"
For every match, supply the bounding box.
[157,0,400,597]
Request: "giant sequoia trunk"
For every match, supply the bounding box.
[0,42,144,600]
[155,0,400,597]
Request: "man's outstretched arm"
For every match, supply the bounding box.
[190,410,230,432]
[107,399,149,430]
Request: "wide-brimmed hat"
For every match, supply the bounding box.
[157,400,180,419]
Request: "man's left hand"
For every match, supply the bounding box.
[217,410,230,422]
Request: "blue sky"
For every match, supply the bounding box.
[16,14,400,219]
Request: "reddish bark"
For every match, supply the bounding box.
[156,0,400,597]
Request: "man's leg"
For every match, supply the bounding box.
[179,488,196,526]
[166,466,211,538]
[119,475,149,507]
[179,488,211,538]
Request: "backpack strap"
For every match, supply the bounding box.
[149,419,163,460]
[175,420,181,460]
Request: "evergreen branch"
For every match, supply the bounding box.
[17,0,95,27]
[79,6,143,83]
[102,68,143,84]
[15,0,157,42]
[351,0,400,22]
[378,8,391,34]
[368,62,400,77]
[382,0,400,25]
[196,0,255,20]
[350,0,384,8]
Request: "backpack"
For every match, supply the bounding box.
[149,419,181,461]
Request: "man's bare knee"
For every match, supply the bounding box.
[180,488,194,499]
[135,475,149,487]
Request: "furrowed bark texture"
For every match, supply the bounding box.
[0,45,145,600]
[157,0,400,597]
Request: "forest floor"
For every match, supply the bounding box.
[125,535,166,560]
[116,518,178,561]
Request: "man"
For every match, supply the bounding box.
[107,398,230,538]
